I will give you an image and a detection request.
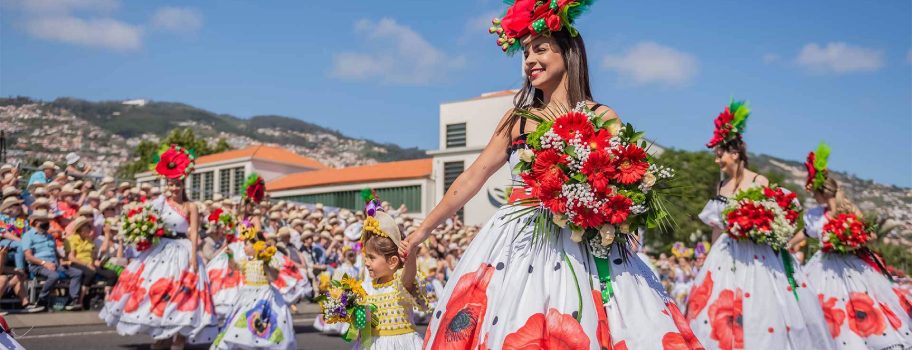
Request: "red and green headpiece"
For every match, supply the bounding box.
[706,99,751,149]
[153,144,196,180]
[488,0,596,55]
[805,142,831,192]
[244,173,266,204]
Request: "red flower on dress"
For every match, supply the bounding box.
[880,302,902,330]
[846,292,886,338]
[708,288,744,349]
[279,257,304,280]
[611,144,649,185]
[893,288,912,318]
[686,272,713,321]
[665,302,702,349]
[272,274,288,290]
[614,340,628,350]
[171,271,200,312]
[502,308,590,350]
[553,111,594,141]
[818,294,845,338]
[148,277,175,317]
[430,263,495,350]
[662,332,690,350]
[123,286,147,314]
[200,284,215,315]
[582,150,615,196]
[591,290,612,349]
[601,195,632,225]
[155,145,194,179]
[108,264,145,302]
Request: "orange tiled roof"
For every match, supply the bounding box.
[267,158,432,191]
[196,145,326,169]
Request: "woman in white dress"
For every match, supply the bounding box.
[787,144,912,349]
[398,2,703,349]
[688,102,836,350]
[100,145,217,349]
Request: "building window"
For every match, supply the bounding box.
[445,123,467,148]
[203,171,214,200]
[232,167,245,196]
[190,173,201,200]
[443,161,464,193]
[219,169,231,196]
[273,185,422,212]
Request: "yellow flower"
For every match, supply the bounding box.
[252,241,266,253]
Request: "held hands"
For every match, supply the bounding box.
[398,228,430,259]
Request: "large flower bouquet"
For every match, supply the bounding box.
[723,186,801,250]
[119,205,168,251]
[510,103,675,257]
[821,213,872,253]
[314,274,377,342]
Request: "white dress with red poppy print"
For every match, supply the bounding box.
[421,148,703,350]
[687,199,837,350]
[100,196,218,342]
[207,241,312,318]
[209,260,296,350]
[802,206,912,349]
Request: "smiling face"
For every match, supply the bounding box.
[713,147,740,175]
[166,179,183,198]
[522,35,567,91]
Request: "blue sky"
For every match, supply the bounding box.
[2,0,910,186]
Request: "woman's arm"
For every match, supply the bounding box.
[788,230,807,253]
[398,111,513,255]
[401,248,419,295]
[188,203,200,272]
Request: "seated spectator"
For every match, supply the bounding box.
[23,209,83,311]
[65,217,117,306]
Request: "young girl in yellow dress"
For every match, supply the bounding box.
[211,231,295,350]
[355,201,427,350]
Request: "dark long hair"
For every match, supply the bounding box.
[496,31,593,136]
[717,138,750,190]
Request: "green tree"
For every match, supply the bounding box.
[650,149,718,251]
[117,128,232,178]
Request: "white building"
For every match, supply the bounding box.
[135,144,326,200]
[122,99,147,107]
[428,90,517,226]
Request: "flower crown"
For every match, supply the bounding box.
[243,173,266,204]
[152,144,196,179]
[360,199,401,246]
[489,0,596,54]
[238,221,259,241]
[706,99,751,149]
[805,142,831,192]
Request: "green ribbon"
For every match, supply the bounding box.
[563,254,584,322]
[341,304,378,345]
[593,255,614,303]
[779,249,799,301]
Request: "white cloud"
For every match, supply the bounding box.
[762,53,781,64]
[151,7,202,34]
[459,10,499,44]
[331,18,466,85]
[796,42,884,74]
[601,42,699,87]
[25,16,141,51]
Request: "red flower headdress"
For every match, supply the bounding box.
[152,144,196,179]
[805,141,831,192]
[488,0,596,54]
[243,173,265,204]
[706,99,751,149]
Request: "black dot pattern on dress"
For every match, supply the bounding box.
[496,262,505,270]
[612,258,622,265]
[436,310,442,319]
[528,265,534,273]
[554,262,561,270]
[492,316,499,325]
[572,311,579,319]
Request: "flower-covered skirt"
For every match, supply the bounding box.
[211,284,296,349]
[100,238,217,341]
[803,251,912,349]
[686,234,837,350]
[422,206,702,350]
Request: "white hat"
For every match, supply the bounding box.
[118,182,131,191]
[100,176,115,186]
[31,187,49,197]
[213,193,224,202]
[28,209,53,221]
[0,197,23,212]
[39,161,59,171]
[65,152,81,166]
[277,226,292,238]
[78,205,95,216]
[1,186,21,198]
[60,184,78,196]
[31,197,51,210]
[46,182,61,191]
[100,200,117,212]
[87,191,101,200]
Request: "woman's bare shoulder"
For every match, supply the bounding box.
[587,101,619,121]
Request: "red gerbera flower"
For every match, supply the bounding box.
[818,294,845,338]
[602,195,633,225]
[846,292,886,338]
[430,264,495,350]
[571,205,606,228]
[148,277,175,317]
[591,290,612,349]
[155,145,193,179]
[611,144,649,185]
[208,208,223,223]
[552,111,594,141]
[502,308,590,350]
[531,149,568,179]
[708,289,744,349]
[880,302,902,330]
[171,271,200,312]
[246,177,265,204]
[687,272,713,321]
[588,129,613,151]
[582,150,616,195]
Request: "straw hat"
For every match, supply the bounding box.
[29,209,53,221]
[263,230,277,240]
[46,182,61,191]
[319,231,332,240]
[150,187,162,195]
[38,161,59,171]
[65,152,81,166]
[269,212,280,220]
[0,197,23,212]
[32,187,49,197]
[291,218,304,227]
[1,186,21,198]
[213,193,224,202]
[27,181,45,191]
[277,226,291,238]
[87,191,101,200]
[60,184,78,196]
[70,216,92,233]
[117,182,131,191]
[100,176,114,186]
[31,197,51,210]
[314,203,324,210]
[100,200,117,212]
[0,164,12,177]
[140,183,151,191]
[78,205,95,216]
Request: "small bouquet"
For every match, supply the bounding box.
[723,186,801,250]
[207,208,237,230]
[510,102,676,257]
[821,213,871,253]
[119,205,168,251]
[251,241,277,262]
[315,274,377,342]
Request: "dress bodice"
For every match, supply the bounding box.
[151,195,190,234]
[361,270,428,337]
[803,206,827,239]
[243,260,269,286]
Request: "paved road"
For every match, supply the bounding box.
[14,317,428,350]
